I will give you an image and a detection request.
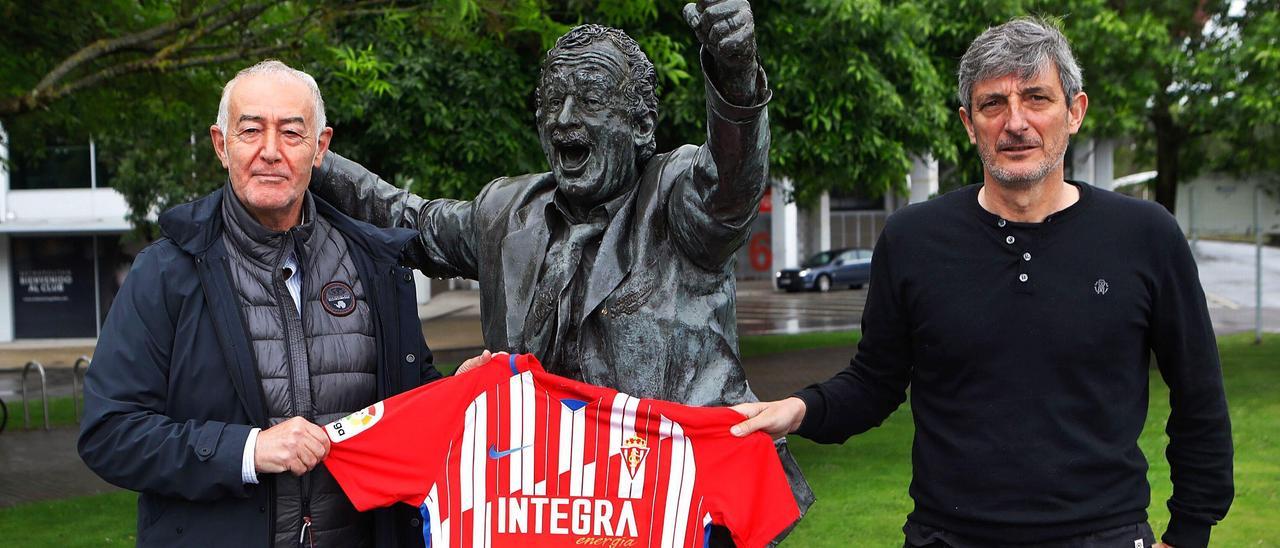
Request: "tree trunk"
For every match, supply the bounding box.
[1151,103,1183,215]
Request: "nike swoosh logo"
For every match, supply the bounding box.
[488,444,531,460]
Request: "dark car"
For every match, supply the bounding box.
[775,248,873,292]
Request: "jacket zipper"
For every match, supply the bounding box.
[275,231,316,548]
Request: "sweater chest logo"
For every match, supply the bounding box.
[322,281,357,317]
[1094,278,1109,295]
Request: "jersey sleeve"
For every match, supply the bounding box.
[324,355,516,511]
[697,412,801,548]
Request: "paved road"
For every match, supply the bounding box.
[736,280,865,335]
[1194,240,1280,335]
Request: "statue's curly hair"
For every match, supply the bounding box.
[537,24,659,163]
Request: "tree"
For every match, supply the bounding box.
[11,0,1273,231]
[755,1,958,205]
[319,1,709,200]
[0,0,309,117]
[321,0,970,207]
[1210,0,1280,184]
[1062,0,1280,213]
[0,1,396,237]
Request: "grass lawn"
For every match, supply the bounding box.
[1,332,1274,546]
[739,330,862,358]
[3,392,82,431]
[782,332,1279,546]
[0,491,137,547]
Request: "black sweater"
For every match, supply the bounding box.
[794,182,1233,547]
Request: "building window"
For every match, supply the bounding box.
[8,139,112,190]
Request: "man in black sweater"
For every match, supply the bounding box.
[728,17,1233,548]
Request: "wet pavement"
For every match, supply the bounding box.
[0,240,1272,507]
[1194,240,1280,335]
[0,427,119,507]
[736,280,866,335]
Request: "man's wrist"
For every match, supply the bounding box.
[241,427,261,484]
[784,397,807,434]
[1163,513,1212,548]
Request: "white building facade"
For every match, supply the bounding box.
[0,124,134,341]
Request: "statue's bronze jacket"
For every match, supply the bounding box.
[313,72,771,408]
[312,64,814,525]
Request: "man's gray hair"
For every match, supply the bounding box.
[957,16,1083,111]
[216,59,327,142]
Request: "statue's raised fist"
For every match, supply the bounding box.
[683,0,757,69]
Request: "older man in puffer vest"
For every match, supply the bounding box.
[79,60,457,547]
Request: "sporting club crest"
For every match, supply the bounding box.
[620,435,649,478]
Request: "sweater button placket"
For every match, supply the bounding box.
[1013,238,1034,290]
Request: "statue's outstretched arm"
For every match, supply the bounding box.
[312,152,479,279]
[671,0,771,270]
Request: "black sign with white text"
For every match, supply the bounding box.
[12,236,97,338]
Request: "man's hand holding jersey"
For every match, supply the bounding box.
[453,349,495,376]
[255,416,332,476]
[729,397,807,439]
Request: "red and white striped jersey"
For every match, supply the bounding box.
[324,353,798,548]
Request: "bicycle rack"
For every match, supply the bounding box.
[22,360,49,431]
[73,356,91,423]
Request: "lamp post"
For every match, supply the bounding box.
[1255,184,1264,345]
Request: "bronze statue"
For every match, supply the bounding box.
[310,1,813,536]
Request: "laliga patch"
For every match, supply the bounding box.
[321,281,356,317]
[327,402,384,443]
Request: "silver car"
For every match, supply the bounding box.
[775,248,873,292]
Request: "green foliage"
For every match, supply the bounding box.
[0,0,328,237]
[95,79,227,239]
[758,1,957,205]
[1213,1,1280,182]
[318,0,968,206]
[319,10,547,199]
[1056,0,1280,209]
[5,1,1278,227]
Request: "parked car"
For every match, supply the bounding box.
[775,248,873,292]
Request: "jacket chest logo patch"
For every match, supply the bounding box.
[1094,278,1109,295]
[322,281,357,317]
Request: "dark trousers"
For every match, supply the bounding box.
[904,521,1156,548]
[708,524,735,547]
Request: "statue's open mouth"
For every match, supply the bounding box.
[558,144,591,174]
